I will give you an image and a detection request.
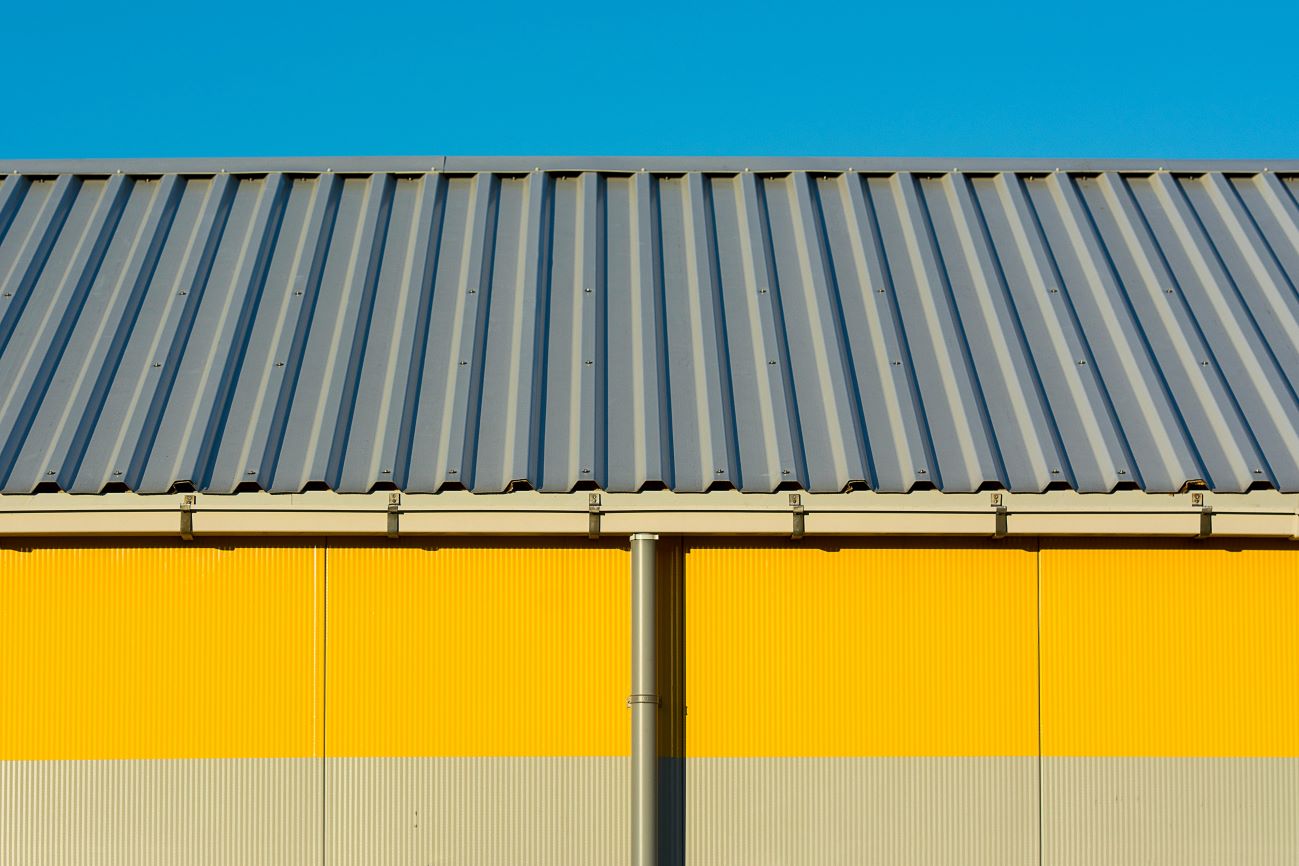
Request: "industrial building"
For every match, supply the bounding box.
[1,156,1297,865]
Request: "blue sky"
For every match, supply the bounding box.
[5,0,1295,159]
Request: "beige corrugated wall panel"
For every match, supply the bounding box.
[0,542,323,865]
[1043,757,1299,865]
[325,541,629,865]
[326,757,627,865]
[0,759,320,866]
[683,541,1039,865]
[686,758,1038,866]
[1041,541,1299,864]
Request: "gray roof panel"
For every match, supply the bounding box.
[2,161,1298,495]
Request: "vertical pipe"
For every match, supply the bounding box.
[630,532,659,866]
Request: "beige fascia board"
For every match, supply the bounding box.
[0,489,1296,539]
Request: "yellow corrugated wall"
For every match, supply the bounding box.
[4,537,1296,764]
[1041,539,1299,758]
[0,542,323,761]
[326,540,629,757]
[684,540,1040,757]
[0,540,631,762]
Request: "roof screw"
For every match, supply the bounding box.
[246,470,256,476]
[715,468,725,475]
[112,470,123,476]
[275,361,284,367]
[468,288,476,294]
[584,360,593,366]
[382,468,391,474]
[768,360,777,366]
[916,468,927,475]
[1117,469,1127,475]
[781,469,792,475]
[584,286,592,293]
[1164,287,1174,294]
[1077,359,1087,365]
[45,470,55,476]
[448,469,458,475]
[1051,468,1061,474]
[152,362,162,368]
[581,467,590,473]
[891,360,901,366]
[1049,287,1059,294]
[1200,360,1209,366]
[458,360,467,366]
[1254,468,1264,474]
[2,292,10,298]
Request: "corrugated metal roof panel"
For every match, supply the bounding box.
[2,161,1298,495]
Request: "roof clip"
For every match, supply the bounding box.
[387,493,401,539]
[180,495,196,541]
[789,493,805,540]
[588,493,601,539]
[991,493,1007,538]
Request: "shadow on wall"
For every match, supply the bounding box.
[660,757,685,866]
[657,537,687,866]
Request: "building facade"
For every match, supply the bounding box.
[1,157,1297,864]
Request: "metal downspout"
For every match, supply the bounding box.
[629,533,659,866]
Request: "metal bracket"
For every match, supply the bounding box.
[387,493,401,539]
[1197,506,1213,539]
[789,493,805,540]
[994,505,1008,538]
[626,693,662,707]
[588,493,601,539]
[179,495,196,541]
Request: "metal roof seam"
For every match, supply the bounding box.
[2,164,1299,495]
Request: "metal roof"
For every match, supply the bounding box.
[2,158,1299,495]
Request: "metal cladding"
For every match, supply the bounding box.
[3,158,1299,495]
[5,539,1299,864]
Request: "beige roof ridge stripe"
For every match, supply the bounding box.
[0,490,1296,538]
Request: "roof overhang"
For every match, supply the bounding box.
[1,490,1296,540]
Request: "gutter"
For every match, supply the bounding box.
[1,489,1297,539]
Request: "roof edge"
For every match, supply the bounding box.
[0,156,448,174]
[2,490,1296,539]
[4,156,1299,175]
